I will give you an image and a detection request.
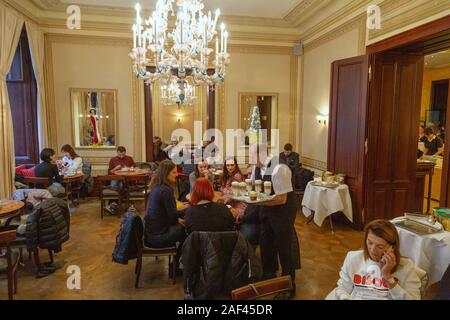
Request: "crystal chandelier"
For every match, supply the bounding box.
[129,0,230,91]
[161,78,196,106]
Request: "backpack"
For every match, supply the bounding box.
[293,167,314,191]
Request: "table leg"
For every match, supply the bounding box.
[426,174,432,214]
[329,214,335,235]
[305,210,315,225]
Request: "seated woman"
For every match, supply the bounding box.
[35,148,65,197]
[423,127,444,156]
[60,144,83,174]
[144,160,187,249]
[218,157,260,246]
[332,219,422,300]
[184,178,235,235]
[189,160,213,193]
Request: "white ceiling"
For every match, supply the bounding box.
[59,0,301,18]
[425,50,450,69]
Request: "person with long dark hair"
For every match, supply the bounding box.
[144,160,187,248]
[189,160,213,192]
[60,144,83,174]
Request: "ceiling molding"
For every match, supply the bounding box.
[367,0,450,41]
[303,14,364,52]
[3,0,42,24]
[298,0,372,43]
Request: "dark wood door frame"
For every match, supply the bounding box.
[367,15,450,54]
[368,15,450,210]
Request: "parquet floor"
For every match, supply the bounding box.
[0,199,437,300]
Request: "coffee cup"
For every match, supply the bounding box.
[239,182,247,195]
[264,181,272,195]
[255,180,262,193]
[245,178,252,192]
[231,181,239,196]
[249,191,258,201]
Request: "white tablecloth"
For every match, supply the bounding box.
[301,181,353,227]
[394,224,450,285]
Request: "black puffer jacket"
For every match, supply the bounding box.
[25,198,70,253]
[182,231,262,300]
[112,209,143,264]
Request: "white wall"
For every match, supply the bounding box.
[301,27,360,164]
[51,40,136,173]
[224,52,292,152]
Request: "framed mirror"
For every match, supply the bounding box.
[70,88,118,148]
[239,92,278,143]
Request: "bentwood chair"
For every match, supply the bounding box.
[231,275,293,300]
[134,240,178,288]
[97,175,125,219]
[0,226,20,300]
[176,173,190,201]
[23,176,51,189]
[124,174,151,209]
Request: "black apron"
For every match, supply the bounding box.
[255,160,301,270]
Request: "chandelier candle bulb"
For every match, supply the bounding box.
[214,9,220,30]
[130,0,230,91]
[224,31,228,54]
[220,23,225,53]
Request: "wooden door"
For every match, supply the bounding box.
[328,55,369,229]
[6,29,39,165]
[365,53,424,222]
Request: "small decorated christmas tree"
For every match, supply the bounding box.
[248,106,261,144]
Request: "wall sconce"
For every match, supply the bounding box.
[176,114,183,123]
[316,114,328,126]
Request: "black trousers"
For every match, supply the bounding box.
[259,205,297,280]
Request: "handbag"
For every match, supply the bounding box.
[230,275,293,300]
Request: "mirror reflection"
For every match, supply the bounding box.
[71,89,117,147]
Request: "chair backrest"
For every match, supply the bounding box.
[125,174,151,191]
[0,228,17,245]
[97,175,124,182]
[231,275,293,300]
[97,175,124,192]
[23,176,51,186]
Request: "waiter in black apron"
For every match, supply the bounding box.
[250,143,300,299]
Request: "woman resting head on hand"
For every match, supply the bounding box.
[333,219,423,300]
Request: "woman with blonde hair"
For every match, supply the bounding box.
[334,219,422,300]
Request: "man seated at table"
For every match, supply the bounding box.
[106,146,135,214]
[108,146,135,174]
[279,143,300,171]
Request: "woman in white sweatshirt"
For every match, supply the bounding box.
[61,144,83,175]
[334,219,422,300]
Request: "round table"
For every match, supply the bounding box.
[62,172,84,183]
[0,200,24,226]
[61,173,84,206]
[113,168,150,176]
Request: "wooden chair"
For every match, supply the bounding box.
[97,175,124,219]
[176,173,190,200]
[231,275,293,300]
[134,232,178,288]
[0,227,20,300]
[124,174,151,209]
[23,176,51,189]
[294,189,305,210]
